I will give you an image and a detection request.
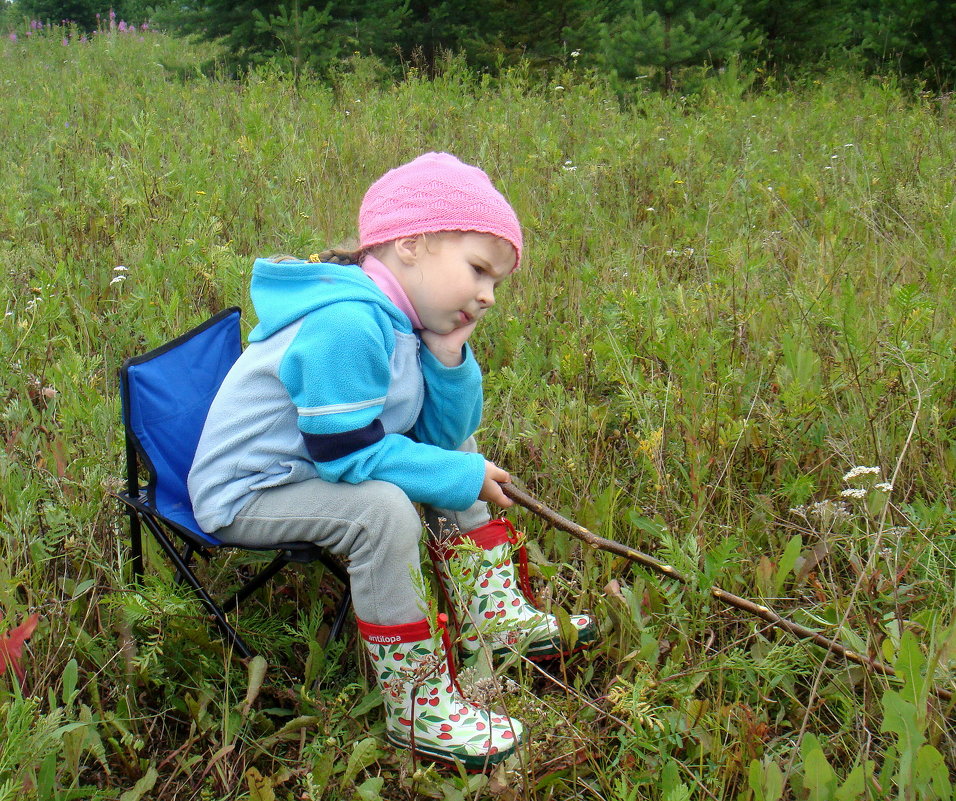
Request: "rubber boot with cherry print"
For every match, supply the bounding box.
[427,518,598,660]
[356,614,523,770]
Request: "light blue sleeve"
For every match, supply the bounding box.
[413,343,484,450]
[278,304,486,510]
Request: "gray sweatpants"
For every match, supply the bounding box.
[213,438,489,626]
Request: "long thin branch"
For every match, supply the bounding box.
[501,482,954,707]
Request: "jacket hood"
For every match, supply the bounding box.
[247,259,409,341]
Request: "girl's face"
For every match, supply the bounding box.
[395,232,515,334]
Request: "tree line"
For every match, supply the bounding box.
[6,0,956,89]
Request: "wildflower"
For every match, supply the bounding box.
[118,20,127,32]
[840,487,867,499]
[114,265,128,272]
[0,613,40,687]
[62,37,69,46]
[141,22,149,31]
[110,275,126,285]
[806,500,852,523]
[645,207,655,212]
[562,160,576,172]
[8,32,16,42]
[570,50,580,58]
[875,482,893,493]
[553,85,565,91]
[843,466,880,482]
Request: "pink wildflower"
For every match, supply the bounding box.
[8,32,16,42]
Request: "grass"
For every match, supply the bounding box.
[1,23,956,801]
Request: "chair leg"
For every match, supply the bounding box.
[329,588,352,642]
[221,552,290,614]
[141,516,255,659]
[173,544,195,587]
[129,510,144,581]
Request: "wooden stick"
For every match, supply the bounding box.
[501,482,954,706]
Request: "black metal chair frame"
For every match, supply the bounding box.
[115,309,352,659]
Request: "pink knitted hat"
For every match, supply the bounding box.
[359,152,523,270]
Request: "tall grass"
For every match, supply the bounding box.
[1,26,955,800]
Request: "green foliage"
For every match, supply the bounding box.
[601,0,758,88]
[2,29,956,799]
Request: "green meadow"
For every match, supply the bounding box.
[1,26,955,800]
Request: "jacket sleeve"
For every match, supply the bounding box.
[278,304,486,510]
[412,343,484,450]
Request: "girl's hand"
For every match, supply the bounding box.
[420,320,478,367]
[479,460,514,508]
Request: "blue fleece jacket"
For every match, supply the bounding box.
[187,258,486,533]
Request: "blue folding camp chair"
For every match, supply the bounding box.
[116,307,351,659]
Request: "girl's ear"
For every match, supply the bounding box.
[393,236,421,266]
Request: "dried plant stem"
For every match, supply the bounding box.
[501,482,954,707]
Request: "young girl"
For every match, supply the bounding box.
[187,152,596,769]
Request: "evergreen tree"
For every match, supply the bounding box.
[166,0,411,74]
[745,0,853,71]
[852,0,956,85]
[602,0,758,89]
[14,0,103,29]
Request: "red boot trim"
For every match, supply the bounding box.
[429,519,537,606]
[356,615,432,644]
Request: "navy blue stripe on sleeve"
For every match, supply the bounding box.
[302,420,385,462]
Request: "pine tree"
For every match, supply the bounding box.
[602,0,757,90]
[853,0,956,85]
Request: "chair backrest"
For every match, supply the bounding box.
[120,307,242,545]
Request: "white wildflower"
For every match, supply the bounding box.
[114,265,128,272]
[875,482,893,493]
[843,466,880,482]
[807,500,852,523]
[645,207,655,212]
[553,85,565,91]
[110,275,126,285]
[840,487,867,499]
[570,49,580,58]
